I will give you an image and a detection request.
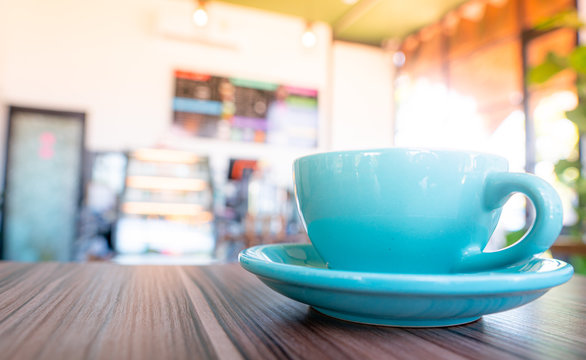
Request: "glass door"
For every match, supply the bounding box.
[1,107,85,261]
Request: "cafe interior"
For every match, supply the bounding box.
[0,0,585,274]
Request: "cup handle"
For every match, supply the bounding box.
[456,172,563,273]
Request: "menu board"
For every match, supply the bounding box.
[172,70,318,148]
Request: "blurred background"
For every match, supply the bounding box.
[0,0,584,271]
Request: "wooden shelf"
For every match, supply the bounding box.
[126,176,208,191]
[116,149,215,254]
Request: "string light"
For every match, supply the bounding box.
[403,34,419,51]
[419,24,439,42]
[193,1,208,27]
[460,1,486,21]
[444,11,460,35]
[403,0,507,50]
[301,22,317,48]
[489,0,508,7]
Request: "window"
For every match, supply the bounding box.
[394,0,577,245]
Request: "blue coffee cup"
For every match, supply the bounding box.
[293,148,563,274]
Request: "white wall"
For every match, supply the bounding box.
[331,42,394,150]
[0,0,330,152]
[0,0,395,185]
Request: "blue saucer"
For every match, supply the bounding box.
[238,243,574,327]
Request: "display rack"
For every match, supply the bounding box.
[115,148,215,255]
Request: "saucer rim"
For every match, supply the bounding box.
[239,243,574,296]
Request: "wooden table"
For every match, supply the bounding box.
[0,262,584,359]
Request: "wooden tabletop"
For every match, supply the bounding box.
[0,262,584,360]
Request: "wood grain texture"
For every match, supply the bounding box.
[0,262,584,360]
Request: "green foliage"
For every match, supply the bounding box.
[528,52,567,84]
[569,255,586,275]
[565,104,586,132]
[528,46,586,85]
[505,228,527,247]
[534,10,584,31]
[521,10,586,274]
[554,159,580,177]
[568,47,586,75]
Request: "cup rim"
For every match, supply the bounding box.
[294,147,507,164]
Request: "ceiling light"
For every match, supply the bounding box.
[193,1,208,27]
[342,0,359,4]
[302,23,317,48]
[393,51,406,67]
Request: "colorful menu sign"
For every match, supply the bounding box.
[173,70,318,147]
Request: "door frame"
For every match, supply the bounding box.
[0,105,86,259]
